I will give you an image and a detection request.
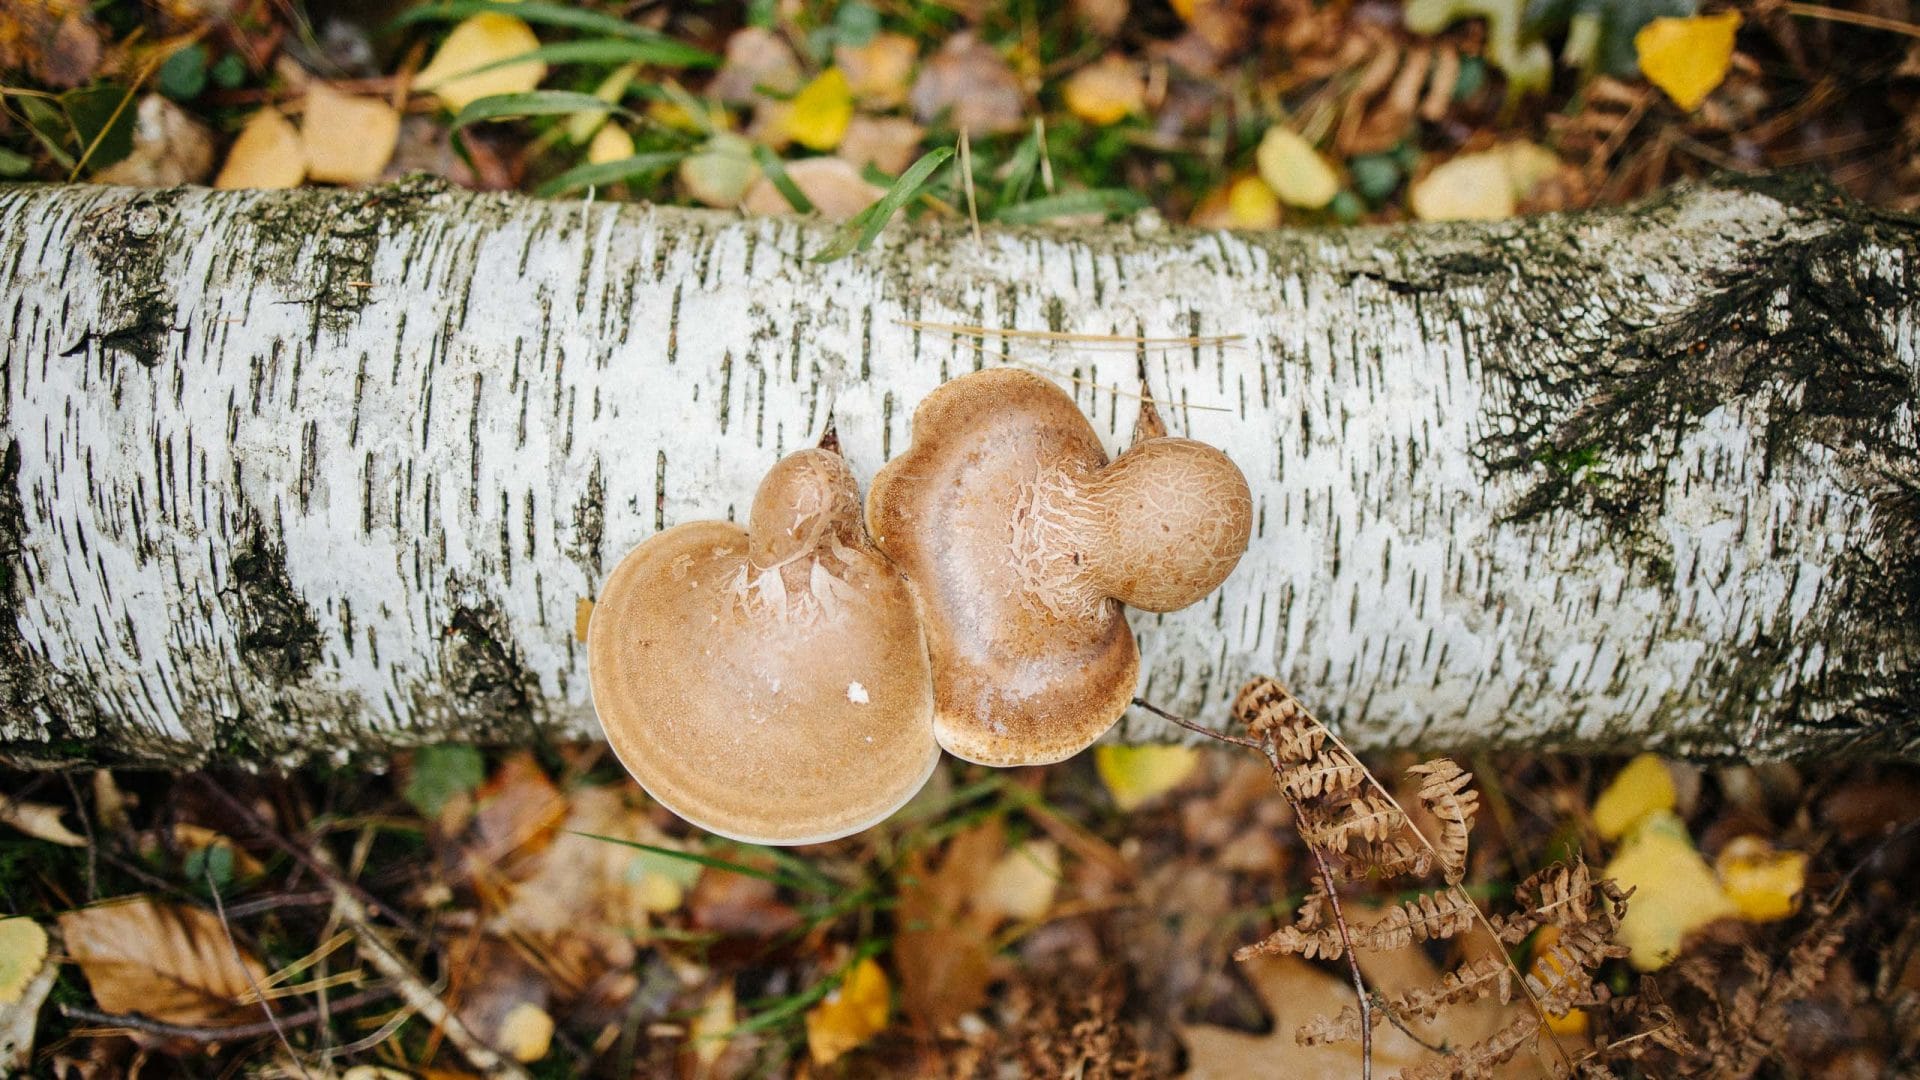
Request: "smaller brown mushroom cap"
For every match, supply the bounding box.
[588,448,939,845]
[867,369,1252,768]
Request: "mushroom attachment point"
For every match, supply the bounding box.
[588,448,940,845]
[867,368,1253,767]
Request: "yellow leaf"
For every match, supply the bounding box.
[805,957,891,1066]
[1498,140,1561,199]
[1714,835,1807,923]
[1096,743,1200,811]
[415,13,545,113]
[1635,12,1741,111]
[785,68,854,152]
[982,839,1061,921]
[1591,752,1676,841]
[690,982,735,1067]
[301,83,399,185]
[1063,54,1144,126]
[1603,810,1736,970]
[214,108,305,190]
[0,919,48,1006]
[587,123,635,165]
[1529,925,1590,1035]
[497,1001,554,1062]
[1226,174,1282,228]
[1254,127,1339,210]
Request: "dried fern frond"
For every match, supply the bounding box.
[1234,676,1324,763]
[1398,1013,1541,1080]
[1396,953,1521,1020]
[1340,836,1434,881]
[1528,920,1630,1015]
[1304,793,1407,852]
[1236,917,1347,961]
[1408,759,1478,883]
[1356,889,1480,952]
[1281,752,1370,799]
[1499,859,1607,943]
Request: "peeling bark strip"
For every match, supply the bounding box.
[0,175,1914,765]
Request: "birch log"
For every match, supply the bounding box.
[0,174,1914,767]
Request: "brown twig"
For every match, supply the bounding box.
[206,865,312,1078]
[61,986,397,1043]
[1131,697,1263,750]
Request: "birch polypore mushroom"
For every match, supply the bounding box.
[867,369,1253,767]
[587,448,939,845]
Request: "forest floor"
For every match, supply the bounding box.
[4,0,1920,1076]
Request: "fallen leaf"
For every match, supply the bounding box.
[92,770,132,832]
[983,839,1062,922]
[895,820,1005,1030]
[587,122,635,165]
[1529,925,1591,1035]
[785,68,854,152]
[60,897,270,1025]
[151,823,267,880]
[0,919,48,1005]
[301,83,400,185]
[1074,0,1130,36]
[497,1001,554,1063]
[911,32,1027,136]
[1635,12,1741,111]
[1603,810,1736,970]
[1225,174,1281,228]
[1409,150,1514,220]
[0,798,86,846]
[460,751,567,880]
[681,132,761,207]
[0,0,102,88]
[836,32,918,109]
[689,981,735,1068]
[213,108,306,190]
[415,12,546,113]
[689,857,802,939]
[1095,743,1201,811]
[567,63,640,144]
[710,26,803,104]
[1255,126,1339,209]
[836,115,925,176]
[92,94,215,187]
[805,957,891,1065]
[741,156,884,220]
[1063,54,1144,126]
[1591,752,1676,841]
[1714,834,1807,923]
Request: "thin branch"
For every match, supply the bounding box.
[1131,697,1264,749]
[206,864,313,1079]
[60,986,397,1043]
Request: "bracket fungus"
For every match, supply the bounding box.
[867,368,1253,767]
[587,447,940,845]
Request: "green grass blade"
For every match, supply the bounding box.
[393,0,717,61]
[449,90,636,134]
[991,188,1148,224]
[571,831,832,893]
[751,144,814,215]
[810,145,954,263]
[723,940,887,1037]
[444,38,717,81]
[536,150,685,196]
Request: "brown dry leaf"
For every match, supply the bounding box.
[895,819,1007,1031]
[836,115,926,176]
[0,798,86,847]
[710,26,803,105]
[457,750,567,881]
[911,33,1027,136]
[982,839,1061,922]
[0,0,103,88]
[836,32,919,109]
[688,856,801,939]
[214,108,306,190]
[60,897,269,1026]
[501,786,691,943]
[92,95,215,188]
[302,83,400,185]
[741,156,884,221]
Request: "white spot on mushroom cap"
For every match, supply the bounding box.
[848,681,870,704]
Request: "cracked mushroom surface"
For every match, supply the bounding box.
[867,368,1253,767]
[588,448,939,845]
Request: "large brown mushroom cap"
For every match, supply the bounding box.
[866,369,1252,767]
[588,449,939,845]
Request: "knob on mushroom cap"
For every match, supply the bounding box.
[866,369,1252,768]
[588,449,939,845]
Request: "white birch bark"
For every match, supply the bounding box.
[0,175,1914,765]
